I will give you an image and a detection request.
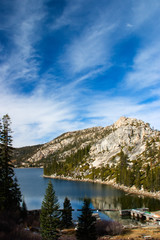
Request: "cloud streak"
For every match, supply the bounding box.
[0,89,78,147]
[0,0,45,90]
[125,42,160,90]
[1,0,160,147]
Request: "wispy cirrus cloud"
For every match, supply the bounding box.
[84,94,160,131]
[1,0,160,147]
[85,96,144,124]
[131,0,160,29]
[125,43,160,90]
[64,23,116,74]
[0,89,79,147]
[59,0,160,77]
[0,0,45,89]
[51,0,84,30]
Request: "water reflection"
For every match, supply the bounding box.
[15,168,160,222]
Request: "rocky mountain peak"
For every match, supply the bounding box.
[89,116,159,167]
[113,116,148,128]
[14,117,160,171]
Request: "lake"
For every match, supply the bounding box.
[15,168,160,223]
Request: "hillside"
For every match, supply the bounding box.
[12,144,43,167]
[13,116,160,192]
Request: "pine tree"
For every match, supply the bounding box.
[0,114,21,211]
[76,198,97,240]
[61,197,73,228]
[12,176,22,211]
[40,181,61,240]
[0,119,4,207]
[21,197,28,220]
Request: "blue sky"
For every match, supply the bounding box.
[1,0,160,147]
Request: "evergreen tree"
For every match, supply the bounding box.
[76,198,97,240]
[12,176,22,211]
[61,197,73,228]
[116,150,128,185]
[0,114,21,211]
[21,197,28,220]
[0,119,4,208]
[40,181,61,240]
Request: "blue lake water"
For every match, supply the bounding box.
[15,168,160,223]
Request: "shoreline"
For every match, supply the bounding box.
[43,174,160,200]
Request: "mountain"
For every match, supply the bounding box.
[13,116,160,192]
[12,144,43,167]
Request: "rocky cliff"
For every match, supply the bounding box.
[90,116,158,167]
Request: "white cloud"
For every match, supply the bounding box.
[85,95,160,131]
[131,0,160,29]
[1,0,160,148]
[125,43,160,89]
[51,0,84,30]
[85,96,143,125]
[63,22,116,74]
[126,23,133,28]
[0,90,78,147]
[61,0,160,75]
[0,0,45,88]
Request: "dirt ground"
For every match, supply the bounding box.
[59,226,160,240]
[109,226,160,240]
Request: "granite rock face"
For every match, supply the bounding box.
[90,116,158,167]
[26,126,104,165]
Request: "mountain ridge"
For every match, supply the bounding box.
[13,116,160,194]
[13,116,160,168]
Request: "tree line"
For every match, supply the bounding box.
[40,181,122,240]
[44,143,160,192]
[44,145,90,176]
[41,180,97,240]
[87,149,160,192]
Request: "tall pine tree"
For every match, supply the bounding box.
[76,198,97,240]
[40,180,61,240]
[0,114,21,211]
[21,197,28,220]
[61,197,73,228]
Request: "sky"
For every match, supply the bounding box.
[0,0,160,147]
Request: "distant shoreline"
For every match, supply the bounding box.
[43,174,160,200]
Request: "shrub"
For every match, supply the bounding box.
[96,220,123,236]
[0,226,42,240]
[59,235,76,240]
[8,227,42,240]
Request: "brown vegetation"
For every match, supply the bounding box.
[96,220,123,237]
[0,211,41,240]
[1,210,160,240]
[110,226,160,240]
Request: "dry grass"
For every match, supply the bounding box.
[110,226,160,239]
[58,226,160,240]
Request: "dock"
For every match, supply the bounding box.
[28,208,160,223]
[121,208,160,223]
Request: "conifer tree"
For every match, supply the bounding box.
[0,114,21,211]
[21,197,28,220]
[76,198,97,240]
[40,181,61,240]
[12,176,22,211]
[61,197,73,228]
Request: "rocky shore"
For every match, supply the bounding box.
[43,174,160,200]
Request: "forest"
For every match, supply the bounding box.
[44,145,160,193]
